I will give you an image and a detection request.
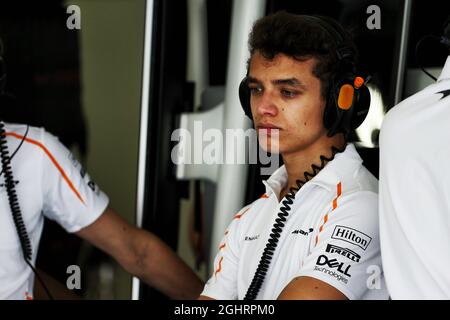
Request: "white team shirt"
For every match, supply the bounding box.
[379,56,450,299]
[0,123,109,300]
[202,143,389,300]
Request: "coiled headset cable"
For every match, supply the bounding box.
[0,122,53,300]
[243,146,344,300]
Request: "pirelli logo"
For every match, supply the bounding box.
[331,225,372,251]
[326,244,361,262]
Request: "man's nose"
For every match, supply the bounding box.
[252,90,278,117]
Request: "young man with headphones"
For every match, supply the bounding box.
[200,12,388,300]
[0,39,203,300]
[379,16,450,299]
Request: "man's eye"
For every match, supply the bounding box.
[281,89,298,98]
[249,87,262,95]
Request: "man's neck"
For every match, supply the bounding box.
[278,133,346,201]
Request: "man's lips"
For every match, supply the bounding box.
[256,123,281,136]
[256,122,281,130]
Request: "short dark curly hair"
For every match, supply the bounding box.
[247,11,358,100]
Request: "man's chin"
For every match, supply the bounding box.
[258,142,281,154]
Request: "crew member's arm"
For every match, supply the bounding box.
[39,130,202,299]
[75,206,204,300]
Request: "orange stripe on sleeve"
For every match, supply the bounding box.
[24,291,33,300]
[233,207,250,220]
[260,193,268,198]
[214,257,224,277]
[4,132,86,206]
[218,243,226,250]
[332,183,342,209]
[315,182,342,246]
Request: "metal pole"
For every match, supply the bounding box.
[132,0,154,300]
[394,0,412,104]
[209,0,266,272]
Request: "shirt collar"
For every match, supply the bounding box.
[262,143,363,197]
[263,165,288,198]
[438,55,450,82]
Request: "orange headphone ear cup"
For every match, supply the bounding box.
[337,84,355,110]
[324,76,371,137]
[323,78,353,136]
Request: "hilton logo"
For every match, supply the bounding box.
[331,225,372,251]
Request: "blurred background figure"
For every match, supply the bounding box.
[379,15,450,299]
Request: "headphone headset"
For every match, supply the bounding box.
[239,14,371,137]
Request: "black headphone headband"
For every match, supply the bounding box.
[239,14,371,137]
[301,15,354,63]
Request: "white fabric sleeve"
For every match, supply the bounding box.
[201,205,250,300]
[295,191,383,300]
[40,129,109,233]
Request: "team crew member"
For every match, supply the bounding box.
[0,123,203,300]
[200,12,388,300]
[379,19,450,299]
[0,40,203,300]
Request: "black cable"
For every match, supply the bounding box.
[243,146,344,300]
[0,125,29,177]
[415,35,441,82]
[25,257,53,300]
[0,122,32,260]
[0,122,54,300]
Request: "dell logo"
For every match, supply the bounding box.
[316,255,352,277]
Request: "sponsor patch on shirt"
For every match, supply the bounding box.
[68,151,99,194]
[244,234,260,241]
[326,244,361,262]
[315,254,352,278]
[291,228,313,236]
[331,225,372,250]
